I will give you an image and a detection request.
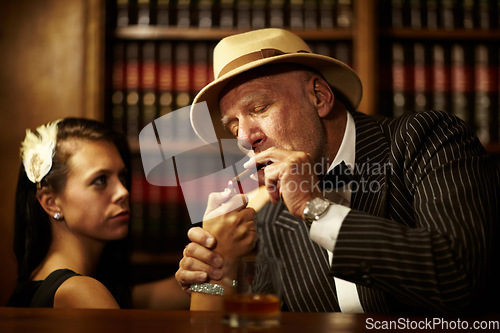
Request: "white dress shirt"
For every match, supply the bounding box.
[309,111,364,313]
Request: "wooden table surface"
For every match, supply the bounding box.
[0,307,499,333]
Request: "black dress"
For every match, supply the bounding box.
[7,269,80,307]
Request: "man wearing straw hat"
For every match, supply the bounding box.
[176,28,499,315]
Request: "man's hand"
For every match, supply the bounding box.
[245,147,322,218]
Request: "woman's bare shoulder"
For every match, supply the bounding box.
[54,275,120,309]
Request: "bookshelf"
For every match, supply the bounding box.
[380,28,500,40]
[102,0,500,266]
[115,26,354,40]
[376,0,500,156]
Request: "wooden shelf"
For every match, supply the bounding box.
[114,26,353,41]
[379,28,500,41]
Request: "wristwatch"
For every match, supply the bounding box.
[303,197,334,227]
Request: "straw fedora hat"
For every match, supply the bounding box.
[190,28,362,142]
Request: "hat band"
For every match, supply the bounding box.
[218,48,310,78]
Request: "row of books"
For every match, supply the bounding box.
[379,0,500,30]
[108,39,353,144]
[379,41,499,144]
[115,0,353,30]
[129,154,192,252]
[109,40,214,142]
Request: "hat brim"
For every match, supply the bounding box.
[191,52,362,143]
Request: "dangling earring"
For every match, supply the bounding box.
[53,212,63,221]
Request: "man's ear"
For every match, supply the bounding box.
[311,77,335,118]
[37,189,61,220]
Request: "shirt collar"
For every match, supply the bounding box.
[327,111,356,174]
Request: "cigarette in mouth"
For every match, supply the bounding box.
[227,163,267,191]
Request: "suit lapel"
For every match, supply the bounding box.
[348,112,393,312]
[350,112,390,218]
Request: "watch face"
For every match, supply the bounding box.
[315,197,330,214]
[305,197,331,222]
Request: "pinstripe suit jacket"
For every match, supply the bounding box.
[254,110,499,315]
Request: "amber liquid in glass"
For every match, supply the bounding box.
[224,293,280,316]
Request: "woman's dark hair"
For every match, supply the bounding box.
[13,118,132,307]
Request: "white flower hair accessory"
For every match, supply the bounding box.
[21,120,61,184]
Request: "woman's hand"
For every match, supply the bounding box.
[203,191,257,270]
[175,190,257,293]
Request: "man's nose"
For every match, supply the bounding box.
[237,137,253,153]
[236,120,260,151]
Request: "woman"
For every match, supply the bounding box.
[7,118,133,307]
[8,118,256,309]
[7,118,193,308]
